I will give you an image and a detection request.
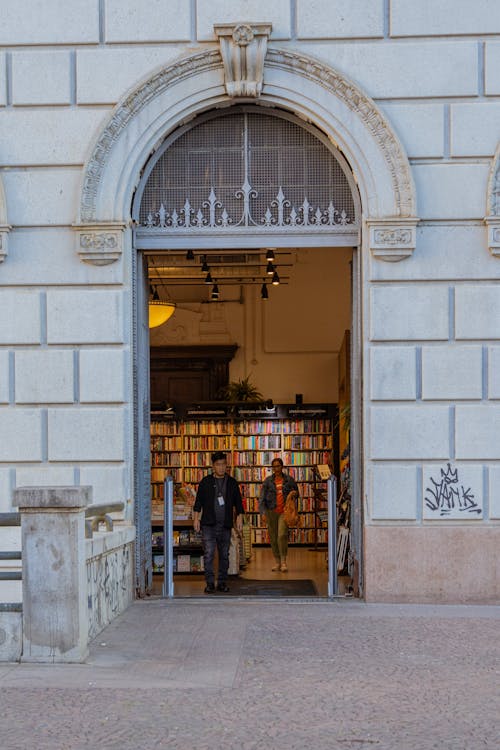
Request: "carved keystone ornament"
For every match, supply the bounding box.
[214,22,272,97]
[73,223,125,266]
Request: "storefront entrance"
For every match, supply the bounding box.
[132,106,362,598]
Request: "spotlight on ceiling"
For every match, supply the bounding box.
[261,283,269,300]
[211,284,219,300]
[205,272,213,284]
[186,249,194,260]
[272,270,280,286]
[266,260,274,275]
[201,257,209,273]
[265,248,275,261]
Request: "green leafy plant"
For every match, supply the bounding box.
[221,375,263,402]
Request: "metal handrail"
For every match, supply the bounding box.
[85,502,125,538]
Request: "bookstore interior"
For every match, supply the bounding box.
[146,243,354,598]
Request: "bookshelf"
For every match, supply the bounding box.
[150,406,335,557]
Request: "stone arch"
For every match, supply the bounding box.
[0,174,10,263]
[74,45,418,264]
[485,141,500,257]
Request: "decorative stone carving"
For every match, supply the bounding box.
[368,219,418,262]
[73,223,125,265]
[0,225,11,263]
[214,22,272,98]
[77,46,416,227]
[485,217,500,258]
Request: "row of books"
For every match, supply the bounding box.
[235,420,282,435]
[234,435,282,449]
[244,496,318,513]
[232,451,282,466]
[282,419,332,433]
[283,435,332,450]
[252,528,328,544]
[183,436,232,450]
[151,418,332,438]
[151,436,183,450]
[282,451,331,465]
[184,421,231,435]
[151,422,180,436]
[172,529,202,546]
[153,554,205,573]
[151,468,180,483]
[151,451,182,466]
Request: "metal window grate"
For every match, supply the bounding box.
[138,112,357,232]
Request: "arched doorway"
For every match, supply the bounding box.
[132,105,360,596]
[73,41,417,597]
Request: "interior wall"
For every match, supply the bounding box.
[150,246,352,403]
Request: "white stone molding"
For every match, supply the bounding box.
[367,218,418,262]
[0,225,11,263]
[75,45,417,252]
[214,22,271,98]
[485,141,500,257]
[73,222,126,266]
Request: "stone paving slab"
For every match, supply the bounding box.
[0,599,499,749]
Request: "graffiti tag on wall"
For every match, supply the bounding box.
[424,463,482,519]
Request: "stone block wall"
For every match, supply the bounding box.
[0,1,499,601]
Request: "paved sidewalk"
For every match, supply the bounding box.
[0,598,499,750]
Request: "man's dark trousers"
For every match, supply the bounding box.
[202,523,231,586]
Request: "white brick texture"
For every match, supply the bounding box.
[2,169,81,226]
[79,466,127,505]
[370,346,416,401]
[421,346,483,401]
[370,225,499,283]
[15,350,74,404]
[488,348,500,400]
[0,351,9,404]
[370,464,418,520]
[15,466,75,488]
[0,109,111,166]
[489,467,500,519]
[370,406,450,460]
[0,409,42,462]
[79,349,126,403]
[76,47,185,105]
[48,408,125,461]
[370,286,449,341]
[0,0,99,44]
[197,0,291,40]
[455,286,500,340]
[0,54,6,107]
[3,229,123,287]
[380,103,444,159]
[0,468,12,512]
[485,43,500,95]
[455,406,500,460]
[46,291,123,345]
[451,103,500,158]
[11,51,71,106]
[391,1,500,36]
[299,41,478,98]
[0,291,40,345]
[297,0,384,39]
[105,0,190,43]
[413,164,489,220]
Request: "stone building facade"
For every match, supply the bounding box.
[0,1,499,605]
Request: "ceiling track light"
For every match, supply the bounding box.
[272,270,280,286]
[265,248,275,261]
[261,283,269,300]
[201,256,209,273]
[186,249,194,261]
[266,260,274,275]
[205,271,213,284]
[211,283,219,300]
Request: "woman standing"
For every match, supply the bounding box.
[259,458,299,572]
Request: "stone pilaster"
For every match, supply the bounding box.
[484,217,500,258]
[14,486,92,663]
[0,225,11,263]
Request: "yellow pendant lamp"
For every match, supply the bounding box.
[148,285,176,328]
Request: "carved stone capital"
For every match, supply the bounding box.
[73,223,126,265]
[485,216,500,258]
[368,218,418,262]
[0,224,11,263]
[214,22,272,97]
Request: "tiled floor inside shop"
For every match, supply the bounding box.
[153,546,346,597]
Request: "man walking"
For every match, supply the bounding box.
[193,451,243,593]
